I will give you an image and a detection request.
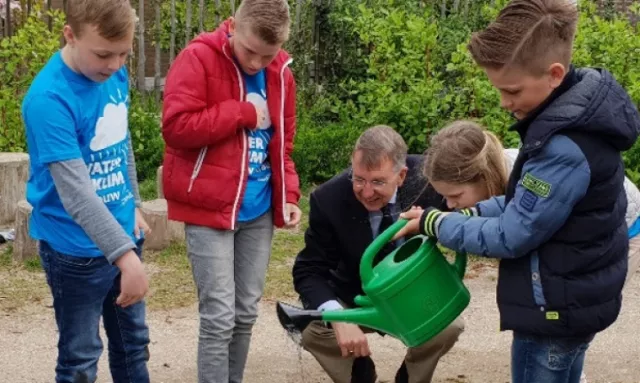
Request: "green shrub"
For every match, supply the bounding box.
[293,97,362,185]
[306,0,640,184]
[128,91,164,181]
[0,6,65,152]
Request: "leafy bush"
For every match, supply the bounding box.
[0,5,65,152]
[293,96,362,185]
[302,0,640,184]
[128,91,164,181]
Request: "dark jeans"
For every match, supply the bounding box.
[39,240,150,383]
[511,332,594,383]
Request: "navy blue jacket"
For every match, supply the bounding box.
[436,68,640,337]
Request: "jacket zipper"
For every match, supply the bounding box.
[223,44,247,231]
[279,58,293,224]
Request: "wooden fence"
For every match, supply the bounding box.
[1,0,638,96]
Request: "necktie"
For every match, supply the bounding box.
[373,204,396,266]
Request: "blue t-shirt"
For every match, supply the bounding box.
[238,69,273,222]
[22,51,136,257]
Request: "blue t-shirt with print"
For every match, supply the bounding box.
[238,69,274,222]
[22,51,136,258]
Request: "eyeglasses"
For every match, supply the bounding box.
[349,173,391,191]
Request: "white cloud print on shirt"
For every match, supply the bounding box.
[246,90,271,130]
[90,90,129,152]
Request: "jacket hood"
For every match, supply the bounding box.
[188,18,291,70]
[523,68,640,152]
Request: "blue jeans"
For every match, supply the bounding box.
[512,332,594,383]
[39,240,150,383]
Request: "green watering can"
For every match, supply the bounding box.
[276,219,471,348]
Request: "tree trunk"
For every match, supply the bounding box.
[170,0,176,63]
[140,199,185,251]
[185,0,192,47]
[154,0,162,100]
[157,166,164,199]
[13,200,38,262]
[137,0,146,90]
[294,0,304,42]
[199,0,205,31]
[0,153,30,227]
[215,0,221,25]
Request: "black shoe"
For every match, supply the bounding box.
[395,361,408,383]
[351,356,377,383]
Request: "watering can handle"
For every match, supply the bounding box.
[360,218,408,285]
[453,251,467,279]
[359,218,468,283]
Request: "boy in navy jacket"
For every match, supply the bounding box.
[397,1,640,382]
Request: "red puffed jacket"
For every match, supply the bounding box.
[161,19,300,230]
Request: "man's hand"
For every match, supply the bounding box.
[333,322,371,358]
[134,208,151,239]
[284,203,302,228]
[114,250,149,308]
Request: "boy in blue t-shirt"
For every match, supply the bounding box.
[21,1,151,382]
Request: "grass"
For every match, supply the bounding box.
[0,244,12,267]
[139,177,158,201]
[144,241,195,310]
[0,244,50,312]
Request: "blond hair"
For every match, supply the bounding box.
[468,0,578,75]
[235,0,290,45]
[65,0,136,40]
[423,121,508,197]
[353,125,408,172]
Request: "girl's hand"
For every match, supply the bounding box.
[393,206,423,240]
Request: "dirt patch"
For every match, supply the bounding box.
[1,267,638,383]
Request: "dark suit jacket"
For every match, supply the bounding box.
[292,154,446,310]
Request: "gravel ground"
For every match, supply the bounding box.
[1,265,638,383]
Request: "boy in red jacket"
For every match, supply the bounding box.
[161,1,301,382]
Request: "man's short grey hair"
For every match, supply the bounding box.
[353,125,408,171]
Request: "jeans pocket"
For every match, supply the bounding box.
[56,253,97,268]
[548,337,589,371]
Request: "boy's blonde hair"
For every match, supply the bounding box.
[468,0,578,75]
[423,121,508,197]
[65,0,137,40]
[235,0,291,45]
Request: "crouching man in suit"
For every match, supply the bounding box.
[292,125,465,383]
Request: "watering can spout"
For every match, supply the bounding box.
[276,301,397,338]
